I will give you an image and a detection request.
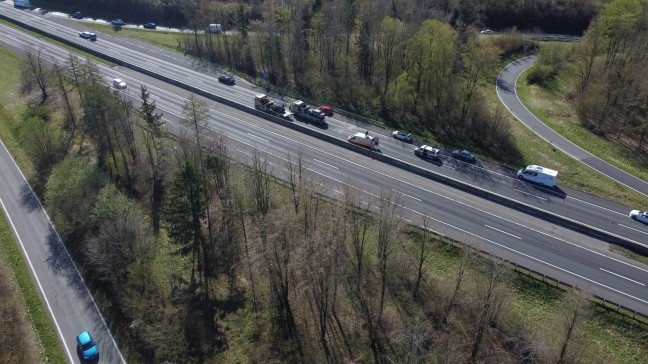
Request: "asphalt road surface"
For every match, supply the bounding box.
[497,55,648,198]
[1,4,648,353]
[0,138,125,363]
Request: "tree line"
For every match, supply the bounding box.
[12,46,639,363]
[530,0,648,154]
[179,1,539,158]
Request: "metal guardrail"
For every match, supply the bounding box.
[439,235,648,325]
[3,11,648,321]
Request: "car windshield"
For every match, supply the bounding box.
[80,339,95,350]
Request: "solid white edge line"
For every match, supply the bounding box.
[0,138,126,363]
[496,55,648,198]
[0,196,75,363]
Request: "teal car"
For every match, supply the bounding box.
[76,331,99,360]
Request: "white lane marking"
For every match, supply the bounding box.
[0,196,74,363]
[246,133,269,143]
[485,225,522,239]
[514,188,548,201]
[403,218,412,223]
[333,190,344,195]
[391,188,422,202]
[600,268,645,286]
[313,159,339,170]
[181,125,648,305]
[0,139,126,363]
[566,195,628,216]
[497,56,648,199]
[617,223,648,236]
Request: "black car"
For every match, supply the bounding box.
[452,149,476,163]
[144,22,157,29]
[72,12,82,19]
[218,75,235,85]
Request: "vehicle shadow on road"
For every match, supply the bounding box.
[20,183,41,212]
[444,158,496,185]
[512,178,567,200]
[496,78,513,93]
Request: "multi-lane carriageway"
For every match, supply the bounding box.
[1,0,648,336]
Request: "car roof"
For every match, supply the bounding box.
[78,331,92,344]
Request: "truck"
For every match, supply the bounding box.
[289,100,326,124]
[348,132,379,150]
[517,165,558,187]
[254,94,292,120]
[414,145,440,160]
[206,24,222,34]
[14,0,31,8]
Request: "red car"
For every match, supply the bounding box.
[317,105,333,117]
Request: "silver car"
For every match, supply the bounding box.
[629,210,648,224]
[392,130,413,143]
[112,78,127,89]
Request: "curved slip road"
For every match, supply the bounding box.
[496,55,648,198]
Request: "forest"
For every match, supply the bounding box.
[528,0,648,153]
[32,0,602,34]
[13,51,648,363]
[5,0,648,362]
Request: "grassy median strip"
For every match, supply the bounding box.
[515,58,648,208]
[0,46,66,364]
[0,17,110,65]
[0,211,67,363]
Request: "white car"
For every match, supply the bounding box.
[629,210,648,224]
[112,78,127,89]
[480,29,494,34]
[392,130,413,143]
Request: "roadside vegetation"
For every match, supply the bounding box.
[0,48,66,364]
[517,0,648,207]
[2,33,648,363]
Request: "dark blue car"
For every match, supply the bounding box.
[143,22,157,29]
[111,18,125,27]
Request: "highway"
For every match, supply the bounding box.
[3,6,645,251]
[1,5,648,361]
[497,55,648,198]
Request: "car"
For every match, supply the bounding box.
[317,105,334,117]
[111,18,125,27]
[414,145,440,160]
[218,75,235,85]
[79,31,97,41]
[392,130,413,143]
[629,210,648,224]
[72,12,82,19]
[452,149,476,163]
[112,78,127,89]
[480,29,494,34]
[143,22,157,29]
[76,331,99,360]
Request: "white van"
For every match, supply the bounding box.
[517,165,558,187]
[206,24,222,34]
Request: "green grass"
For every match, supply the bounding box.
[0,18,109,65]
[87,23,183,52]
[515,57,648,208]
[0,204,67,363]
[0,46,66,364]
